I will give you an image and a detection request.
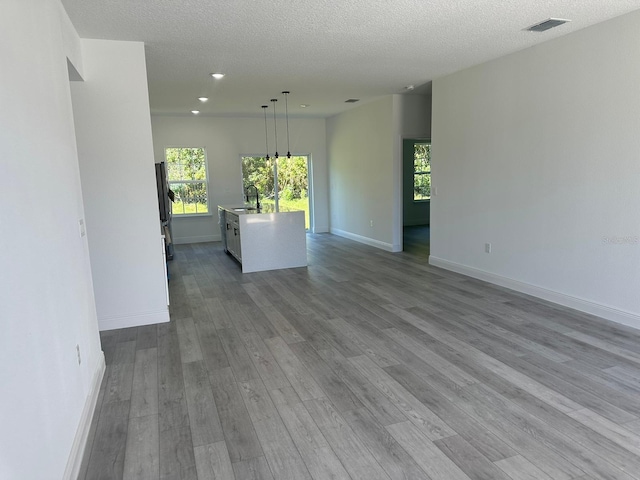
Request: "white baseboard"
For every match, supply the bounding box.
[312,225,329,233]
[429,256,640,330]
[63,353,106,480]
[174,234,219,244]
[330,228,395,252]
[99,309,170,331]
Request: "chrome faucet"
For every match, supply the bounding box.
[245,184,260,210]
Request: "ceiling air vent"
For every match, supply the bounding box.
[526,18,570,32]
[345,98,360,103]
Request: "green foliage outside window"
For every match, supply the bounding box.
[241,156,308,201]
[242,156,275,199]
[165,147,208,214]
[276,156,309,201]
[413,143,431,201]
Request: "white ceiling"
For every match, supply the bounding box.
[61,0,640,118]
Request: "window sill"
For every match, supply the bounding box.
[413,199,431,203]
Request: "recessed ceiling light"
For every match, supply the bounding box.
[191,110,200,115]
[300,104,310,108]
[210,73,225,79]
[404,85,415,91]
[198,97,208,102]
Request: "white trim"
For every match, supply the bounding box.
[173,234,219,244]
[330,228,400,252]
[305,155,314,234]
[429,256,640,330]
[63,353,106,480]
[99,309,169,331]
[313,225,329,233]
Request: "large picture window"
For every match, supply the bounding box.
[413,142,431,201]
[165,147,209,215]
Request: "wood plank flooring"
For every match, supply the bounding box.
[80,234,640,480]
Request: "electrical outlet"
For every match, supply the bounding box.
[79,219,86,237]
[76,344,81,365]
[433,187,438,196]
[485,243,492,254]
[370,220,374,227]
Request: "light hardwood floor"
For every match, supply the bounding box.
[79,233,640,480]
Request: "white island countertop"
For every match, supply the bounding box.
[219,205,307,273]
[219,203,300,214]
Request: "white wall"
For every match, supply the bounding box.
[400,95,432,227]
[431,10,640,328]
[71,39,170,331]
[327,96,402,251]
[0,1,103,479]
[151,115,329,242]
[401,94,431,139]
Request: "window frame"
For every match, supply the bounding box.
[164,146,211,216]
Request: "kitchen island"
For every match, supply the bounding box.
[218,205,307,273]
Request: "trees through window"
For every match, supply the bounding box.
[413,143,431,201]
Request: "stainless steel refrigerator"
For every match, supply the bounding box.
[155,162,174,261]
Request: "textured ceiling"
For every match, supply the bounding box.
[61,0,640,118]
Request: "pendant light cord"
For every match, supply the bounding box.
[283,91,291,158]
[262,105,270,161]
[271,98,279,159]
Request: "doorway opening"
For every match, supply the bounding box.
[241,155,312,230]
[402,139,430,257]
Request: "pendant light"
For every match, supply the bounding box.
[259,91,293,212]
[261,91,293,160]
[270,99,280,211]
[282,91,291,159]
[261,105,270,162]
[270,98,279,159]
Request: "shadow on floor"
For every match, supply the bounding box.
[403,225,430,258]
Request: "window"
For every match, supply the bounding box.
[165,147,209,215]
[413,142,431,201]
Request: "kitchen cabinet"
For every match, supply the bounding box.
[225,212,242,262]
